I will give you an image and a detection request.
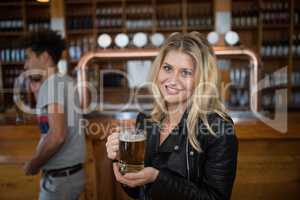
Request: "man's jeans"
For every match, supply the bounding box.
[39,169,85,200]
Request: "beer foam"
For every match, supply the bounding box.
[119,131,145,142]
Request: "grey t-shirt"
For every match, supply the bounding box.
[36,73,85,170]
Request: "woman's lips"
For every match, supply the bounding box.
[165,85,181,95]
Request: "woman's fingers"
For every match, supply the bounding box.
[113,163,125,182]
[110,144,119,151]
[123,171,145,180]
[113,163,144,187]
[106,132,120,160]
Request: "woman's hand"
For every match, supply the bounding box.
[106,128,120,160]
[113,163,159,187]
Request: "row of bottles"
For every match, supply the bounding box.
[0,19,23,32]
[68,17,214,30]
[261,94,277,108]
[3,68,24,88]
[68,37,94,61]
[126,20,152,29]
[291,92,300,108]
[232,10,258,27]
[230,67,249,87]
[229,67,249,108]
[292,34,300,56]
[27,20,50,31]
[294,9,300,25]
[229,89,249,108]
[96,7,122,16]
[126,6,153,16]
[67,16,93,30]
[0,19,50,32]
[262,91,300,109]
[158,18,183,28]
[96,18,123,28]
[260,34,300,57]
[0,48,25,63]
[187,17,212,28]
[260,39,289,57]
[291,71,300,86]
[96,6,153,16]
[263,70,288,88]
[261,2,289,25]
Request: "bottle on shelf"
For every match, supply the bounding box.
[291,71,300,86]
[67,16,93,30]
[68,36,94,61]
[27,19,50,31]
[0,48,25,63]
[0,19,24,32]
[262,1,289,25]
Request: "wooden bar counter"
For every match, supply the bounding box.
[0,112,300,200]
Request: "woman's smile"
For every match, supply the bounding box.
[164,84,183,95]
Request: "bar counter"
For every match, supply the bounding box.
[0,112,300,200]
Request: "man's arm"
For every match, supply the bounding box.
[24,103,66,175]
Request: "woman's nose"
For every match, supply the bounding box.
[166,72,181,85]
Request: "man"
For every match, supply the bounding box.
[21,30,86,200]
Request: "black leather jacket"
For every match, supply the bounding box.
[123,111,238,200]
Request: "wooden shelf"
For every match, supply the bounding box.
[65,0,93,4]
[293,24,300,29]
[26,2,50,6]
[96,28,123,33]
[261,56,289,61]
[0,32,25,37]
[96,13,123,17]
[67,29,94,35]
[261,85,288,92]
[66,13,93,17]
[232,26,258,31]
[288,106,300,111]
[262,24,289,30]
[187,26,213,31]
[125,28,154,32]
[291,85,300,90]
[96,0,123,3]
[0,2,22,6]
[156,27,183,32]
[0,62,24,66]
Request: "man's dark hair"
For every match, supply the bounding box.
[21,30,66,65]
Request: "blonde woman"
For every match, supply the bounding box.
[106,32,238,200]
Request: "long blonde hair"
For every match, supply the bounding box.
[149,31,228,152]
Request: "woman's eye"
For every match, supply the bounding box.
[181,69,193,77]
[163,65,172,72]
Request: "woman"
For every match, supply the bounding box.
[106,32,238,200]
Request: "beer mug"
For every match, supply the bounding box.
[118,126,146,174]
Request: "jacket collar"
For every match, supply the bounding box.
[154,109,189,153]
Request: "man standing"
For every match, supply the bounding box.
[21,30,86,200]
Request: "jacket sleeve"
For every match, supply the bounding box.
[121,185,141,199]
[150,117,238,200]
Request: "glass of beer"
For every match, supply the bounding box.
[119,126,146,175]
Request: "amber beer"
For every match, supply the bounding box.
[119,128,146,174]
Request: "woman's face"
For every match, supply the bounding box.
[157,50,196,107]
